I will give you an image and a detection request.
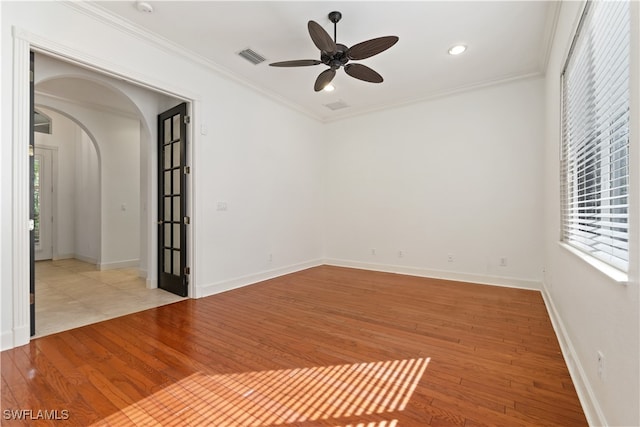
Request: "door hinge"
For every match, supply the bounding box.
[29,219,34,231]
[184,267,190,275]
[183,115,191,124]
[30,71,34,83]
[29,145,34,157]
[184,216,190,224]
[184,166,190,175]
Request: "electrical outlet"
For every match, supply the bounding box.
[268,253,273,263]
[597,351,605,381]
[398,250,404,258]
[371,248,376,255]
[447,254,454,262]
[499,257,508,267]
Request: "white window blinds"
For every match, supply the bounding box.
[561,0,630,272]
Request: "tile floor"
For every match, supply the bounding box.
[34,259,185,338]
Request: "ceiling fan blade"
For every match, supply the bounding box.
[344,63,383,83]
[269,60,322,67]
[314,69,336,92]
[308,20,337,54]
[347,36,399,60]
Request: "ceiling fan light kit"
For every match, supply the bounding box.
[448,44,467,55]
[270,11,399,92]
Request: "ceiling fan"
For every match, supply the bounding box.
[270,11,399,92]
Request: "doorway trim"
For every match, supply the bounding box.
[10,26,199,349]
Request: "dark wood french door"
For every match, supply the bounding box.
[158,103,188,297]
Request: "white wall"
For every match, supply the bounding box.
[324,77,545,289]
[542,2,640,426]
[36,94,141,269]
[96,112,140,269]
[195,77,325,296]
[75,130,100,263]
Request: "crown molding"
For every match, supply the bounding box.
[323,70,544,124]
[62,1,323,123]
[538,1,561,74]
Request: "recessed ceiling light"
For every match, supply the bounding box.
[448,44,467,55]
[323,84,335,92]
[136,1,154,13]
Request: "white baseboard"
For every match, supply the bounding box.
[1,330,14,351]
[3,325,30,350]
[99,259,140,271]
[138,269,157,288]
[196,259,324,298]
[51,254,98,266]
[323,258,542,290]
[73,254,98,265]
[541,286,606,427]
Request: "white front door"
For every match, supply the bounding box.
[34,147,54,261]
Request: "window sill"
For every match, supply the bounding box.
[558,243,628,284]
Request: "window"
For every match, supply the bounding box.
[34,109,52,134]
[561,1,630,272]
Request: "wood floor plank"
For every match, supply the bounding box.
[1,265,587,426]
[2,348,56,426]
[34,334,123,419]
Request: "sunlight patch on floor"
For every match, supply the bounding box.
[93,357,429,426]
[339,420,398,427]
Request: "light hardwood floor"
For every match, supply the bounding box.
[34,259,185,337]
[2,265,587,426]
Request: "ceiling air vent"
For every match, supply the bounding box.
[238,48,266,65]
[324,100,350,111]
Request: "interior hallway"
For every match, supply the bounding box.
[34,259,185,338]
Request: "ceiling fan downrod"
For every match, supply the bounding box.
[328,11,342,43]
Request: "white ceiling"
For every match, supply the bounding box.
[86,1,557,122]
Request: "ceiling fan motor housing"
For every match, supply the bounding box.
[322,44,350,69]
